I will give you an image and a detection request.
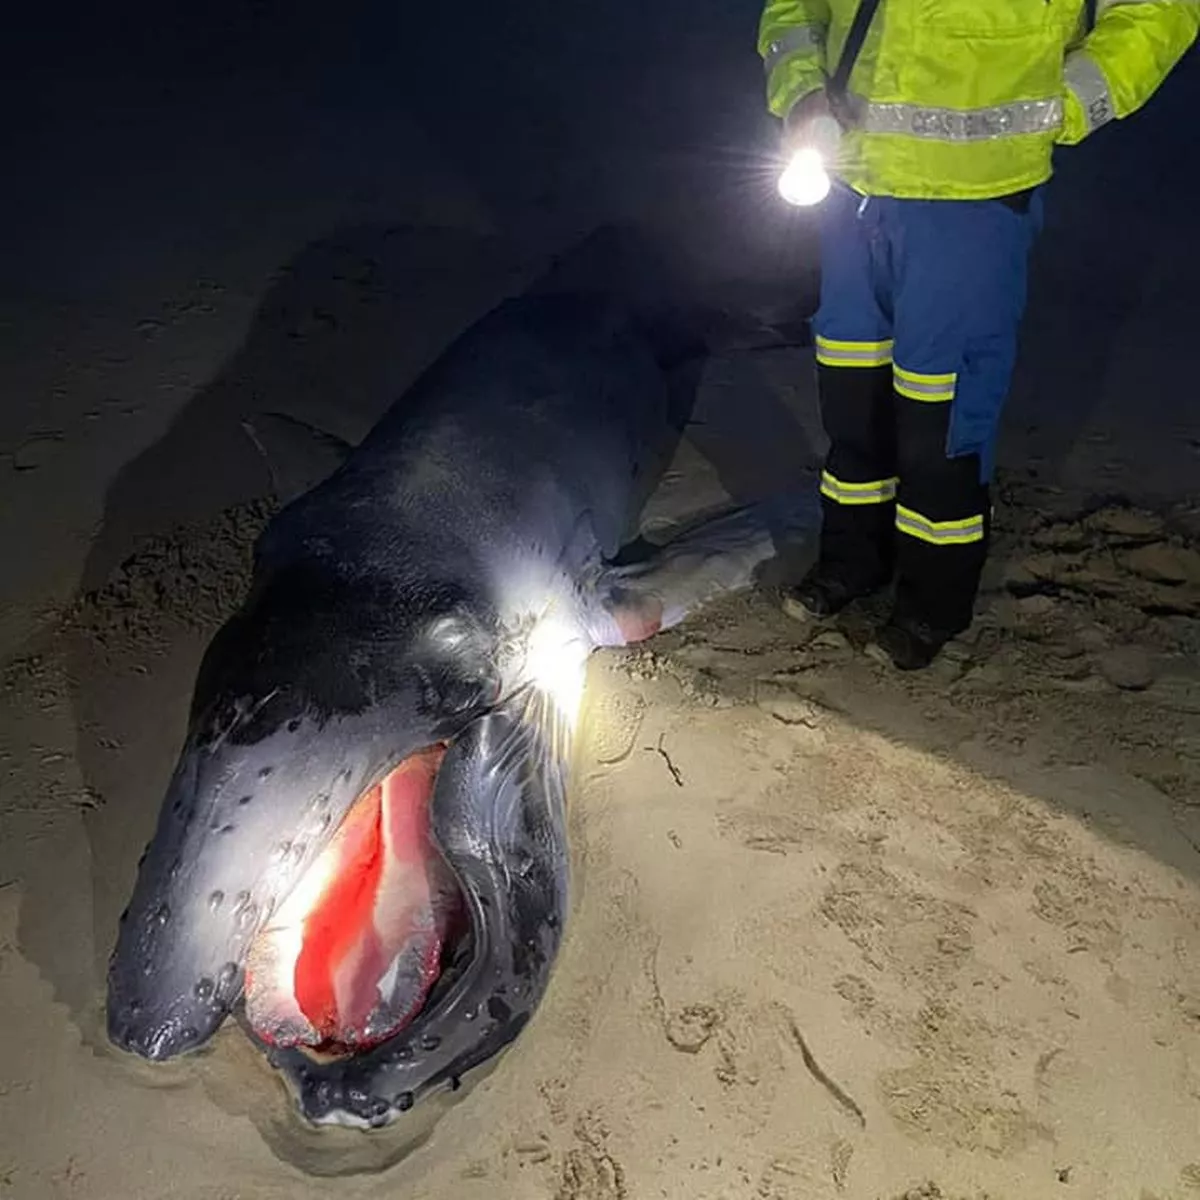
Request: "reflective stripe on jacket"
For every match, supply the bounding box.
[758,0,1199,199]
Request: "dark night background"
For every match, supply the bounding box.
[1,2,1197,650]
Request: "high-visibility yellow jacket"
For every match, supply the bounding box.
[758,0,1199,199]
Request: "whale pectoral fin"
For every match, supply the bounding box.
[594,496,819,646]
[240,412,356,504]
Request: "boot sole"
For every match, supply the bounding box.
[863,639,900,669]
[864,635,941,672]
[781,595,841,624]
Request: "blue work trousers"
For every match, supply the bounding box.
[810,180,1042,634]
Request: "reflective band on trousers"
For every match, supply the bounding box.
[844,94,1064,142]
[894,365,957,404]
[763,24,824,75]
[896,505,985,546]
[815,336,894,368]
[820,470,899,506]
[1064,51,1116,134]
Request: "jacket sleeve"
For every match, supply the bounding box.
[757,0,831,118]
[1059,0,1200,144]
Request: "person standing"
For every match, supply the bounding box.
[759,0,1198,669]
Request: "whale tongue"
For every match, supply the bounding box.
[245,746,460,1052]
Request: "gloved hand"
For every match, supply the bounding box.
[782,88,833,153]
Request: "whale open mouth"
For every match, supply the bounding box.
[243,746,467,1057]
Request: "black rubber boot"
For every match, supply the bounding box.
[781,566,888,624]
[864,616,952,671]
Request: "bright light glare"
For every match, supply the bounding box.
[523,612,588,727]
[778,147,831,207]
[245,834,339,1040]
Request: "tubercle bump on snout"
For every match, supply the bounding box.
[107,942,245,1063]
[275,997,535,1130]
[109,1009,209,1062]
[107,876,232,1051]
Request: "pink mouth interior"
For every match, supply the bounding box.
[244,746,462,1055]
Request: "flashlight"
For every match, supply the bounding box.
[778,147,831,206]
[778,113,842,208]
